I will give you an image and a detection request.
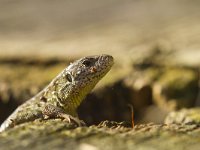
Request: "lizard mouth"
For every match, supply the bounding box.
[89,54,113,78]
[87,55,113,75]
[98,54,114,68]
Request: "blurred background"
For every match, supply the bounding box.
[0,0,200,125]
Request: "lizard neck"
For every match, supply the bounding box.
[40,84,83,116]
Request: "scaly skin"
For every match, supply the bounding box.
[0,54,114,132]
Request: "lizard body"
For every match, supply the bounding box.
[0,54,113,132]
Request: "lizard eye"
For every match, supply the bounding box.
[82,60,91,67]
[66,73,72,82]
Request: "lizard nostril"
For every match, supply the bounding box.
[90,67,97,73]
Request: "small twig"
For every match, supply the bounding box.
[127,104,134,128]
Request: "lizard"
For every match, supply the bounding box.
[0,54,114,132]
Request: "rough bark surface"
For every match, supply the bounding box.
[0,119,199,150]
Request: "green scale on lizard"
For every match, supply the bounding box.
[0,54,114,132]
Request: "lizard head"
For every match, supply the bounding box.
[55,54,114,109]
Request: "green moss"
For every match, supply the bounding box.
[153,67,198,109]
[0,63,67,103]
[158,68,198,99]
[187,108,200,123]
[165,108,200,124]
